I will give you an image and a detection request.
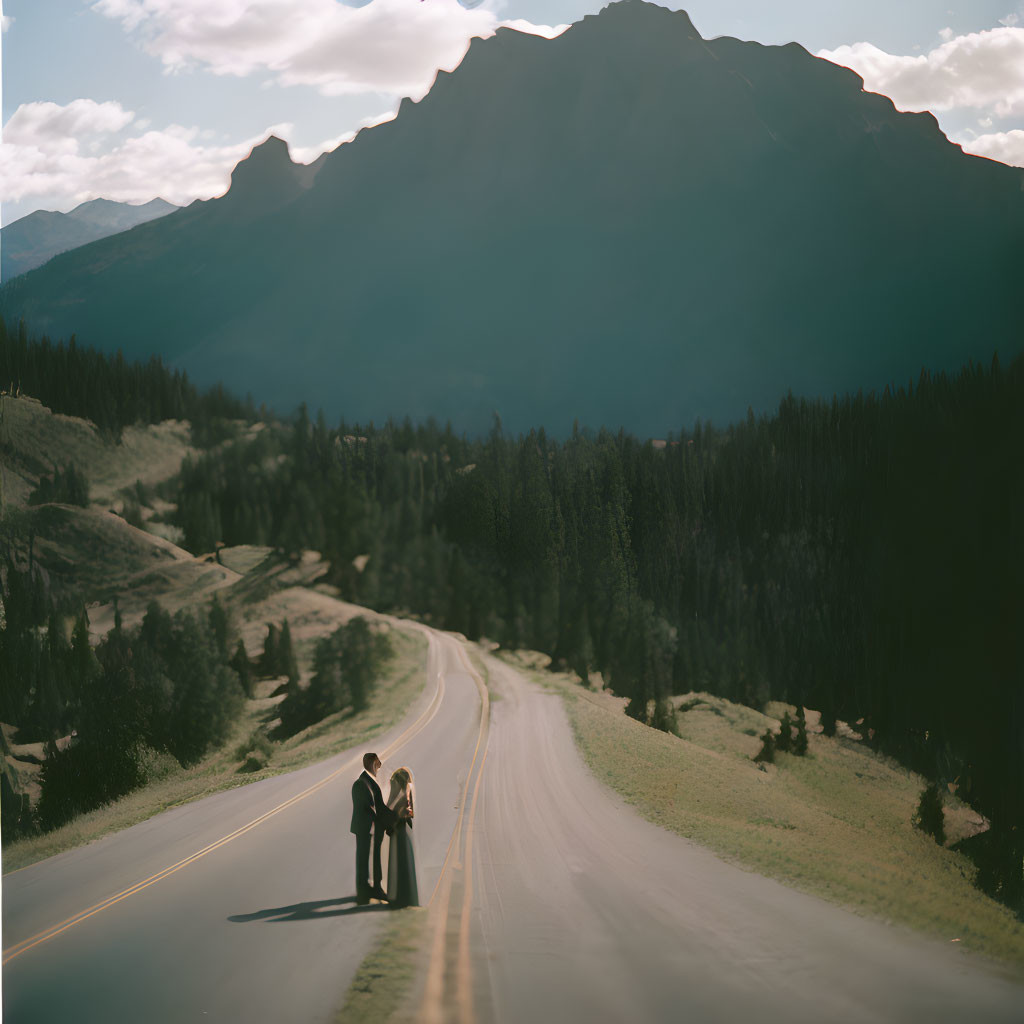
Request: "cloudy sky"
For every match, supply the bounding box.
[2,0,1023,226]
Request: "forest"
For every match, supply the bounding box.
[1,319,1021,914]
[0,316,254,443]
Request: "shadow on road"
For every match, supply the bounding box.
[228,896,390,923]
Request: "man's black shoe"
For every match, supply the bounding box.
[371,887,389,901]
[356,893,371,906]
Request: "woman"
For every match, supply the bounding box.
[386,766,419,908]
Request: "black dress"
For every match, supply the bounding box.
[386,790,419,908]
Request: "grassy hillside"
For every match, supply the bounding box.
[501,652,1024,970]
[0,392,430,868]
[2,610,427,874]
[0,393,193,510]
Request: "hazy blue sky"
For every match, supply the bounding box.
[2,0,1023,225]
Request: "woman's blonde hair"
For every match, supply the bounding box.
[388,766,414,812]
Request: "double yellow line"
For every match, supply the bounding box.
[2,635,447,966]
[421,642,491,1024]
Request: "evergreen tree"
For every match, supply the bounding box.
[753,729,776,764]
[776,711,794,754]
[278,619,299,687]
[261,623,280,677]
[339,617,391,713]
[793,706,809,756]
[208,595,229,661]
[914,783,946,846]
[231,639,253,698]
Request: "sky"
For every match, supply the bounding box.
[1,0,1023,226]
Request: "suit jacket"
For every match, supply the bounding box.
[350,770,386,835]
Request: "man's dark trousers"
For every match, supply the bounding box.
[372,828,385,892]
[355,831,373,900]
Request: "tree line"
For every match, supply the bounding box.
[172,358,1023,915]
[0,316,256,442]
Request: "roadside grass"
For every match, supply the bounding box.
[1,629,427,873]
[498,651,1024,971]
[335,907,427,1024]
[467,646,499,702]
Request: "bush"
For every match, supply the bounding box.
[238,753,269,774]
[37,739,160,831]
[914,782,946,845]
[234,730,273,764]
[651,698,680,736]
[753,729,776,763]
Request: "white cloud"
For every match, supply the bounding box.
[819,26,1024,118]
[1,15,14,33]
[999,13,1019,27]
[959,128,1024,166]
[4,99,135,153]
[0,98,343,208]
[92,0,567,100]
[938,26,954,41]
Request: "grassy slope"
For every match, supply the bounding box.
[501,652,1024,970]
[0,393,194,509]
[2,627,427,873]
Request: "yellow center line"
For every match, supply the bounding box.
[425,647,486,907]
[3,642,446,966]
[457,745,489,1024]
[421,640,490,1024]
[455,645,490,1024]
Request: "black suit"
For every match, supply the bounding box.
[351,770,393,898]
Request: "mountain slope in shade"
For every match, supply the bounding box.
[2,0,1022,436]
[1,198,178,281]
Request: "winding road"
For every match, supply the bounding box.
[3,627,1023,1023]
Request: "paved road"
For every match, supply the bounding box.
[2,629,485,1024]
[465,653,1024,1024]
[6,631,1024,1024]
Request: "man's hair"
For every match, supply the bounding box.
[363,752,380,771]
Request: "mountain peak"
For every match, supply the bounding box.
[580,1,701,41]
[224,135,306,209]
[229,135,293,184]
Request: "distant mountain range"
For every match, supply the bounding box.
[2,0,1022,436]
[1,198,178,282]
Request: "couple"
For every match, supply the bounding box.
[350,752,419,908]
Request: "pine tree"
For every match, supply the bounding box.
[261,623,280,677]
[776,711,794,754]
[793,705,809,756]
[914,783,946,846]
[278,620,299,687]
[208,595,229,661]
[231,639,253,698]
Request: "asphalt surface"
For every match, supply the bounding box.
[2,629,484,1024]
[469,653,1024,1024]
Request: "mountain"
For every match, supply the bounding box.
[2,0,1022,436]
[1,198,178,281]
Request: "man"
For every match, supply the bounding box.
[351,752,393,904]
